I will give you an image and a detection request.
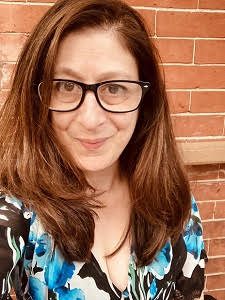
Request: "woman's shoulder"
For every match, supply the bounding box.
[0,194,34,295]
[0,194,32,240]
[182,195,205,258]
[173,195,206,264]
[172,195,207,299]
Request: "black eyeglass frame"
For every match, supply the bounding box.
[38,79,151,113]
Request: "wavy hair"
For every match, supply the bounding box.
[0,0,191,266]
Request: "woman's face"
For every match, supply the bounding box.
[51,28,139,173]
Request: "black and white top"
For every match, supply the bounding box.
[0,195,207,300]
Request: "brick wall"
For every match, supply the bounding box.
[0,0,225,299]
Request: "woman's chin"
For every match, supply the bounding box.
[75,157,116,173]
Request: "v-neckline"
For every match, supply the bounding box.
[90,252,132,297]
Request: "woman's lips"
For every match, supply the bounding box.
[77,138,108,150]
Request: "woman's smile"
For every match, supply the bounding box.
[76,137,109,150]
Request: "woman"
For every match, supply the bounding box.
[0,0,206,299]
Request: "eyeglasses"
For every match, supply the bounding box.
[38,79,150,113]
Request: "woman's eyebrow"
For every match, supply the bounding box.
[54,67,83,80]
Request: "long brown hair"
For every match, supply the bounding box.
[0,0,191,266]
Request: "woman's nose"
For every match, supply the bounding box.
[75,90,107,130]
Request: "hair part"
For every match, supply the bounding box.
[0,0,191,266]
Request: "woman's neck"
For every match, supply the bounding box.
[84,162,130,209]
[84,161,122,193]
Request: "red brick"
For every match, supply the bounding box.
[126,0,198,8]
[138,10,155,34]
[157,12,225,38]
[206,290,225,300]
[203,220,225,239]
[199,0,225,9]
[154,38,194,63]
[195,40,225,64]
[186,164,219,181]
[164,65,225,89]
[0,63,15,89]
[0,33,27,61]
[209,238,225,256]
[5,0,199,8]
[219,164,225,179]
[172,115,224,137]
[204,239,209,254]
[215,201,225,219]
[197,201,215,220]
[167,91,190,113]
[191,92,225,113]
[206,257,225,274]
[28,0,199,8]
[193,181,225,201]
[0,4,49,33]
[207,274,225,290]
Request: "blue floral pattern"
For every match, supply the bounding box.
[0,195,207,299]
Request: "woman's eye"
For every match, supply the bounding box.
[55,81,75,92]
[62,82,75,92]
[107,84,124,94]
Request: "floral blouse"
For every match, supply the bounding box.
[0,195,207,300]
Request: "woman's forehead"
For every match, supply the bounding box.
[54,28,139,82]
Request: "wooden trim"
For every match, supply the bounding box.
[178,141,225,165]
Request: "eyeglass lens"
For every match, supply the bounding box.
[38,80,145,112]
